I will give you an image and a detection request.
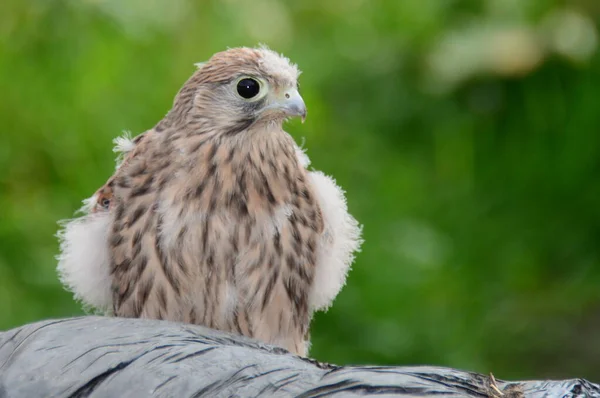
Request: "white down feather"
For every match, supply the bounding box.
[56,133,137,313]
[299,150,363,312]
[56,195,113,313]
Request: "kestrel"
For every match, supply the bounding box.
[57,46,362,356]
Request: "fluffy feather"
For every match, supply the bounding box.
[113,132,136,155]
[256,44,301,84]
[294,141,311,168]
[56,196,113,313]
[56,132,138,314]
[307,169,363,311]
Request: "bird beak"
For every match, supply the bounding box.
[277,88,307,123]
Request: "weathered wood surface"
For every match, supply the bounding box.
[0,316,598,397]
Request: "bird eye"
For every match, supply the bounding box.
[236,78,261,99]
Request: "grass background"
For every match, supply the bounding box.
[2,0,600,381]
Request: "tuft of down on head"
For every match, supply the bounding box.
[161,46,306,133]
[196,46,300,86]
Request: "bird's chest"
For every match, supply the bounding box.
[154,136,323,323]
[194,168,322,275]
[158,156,323,275]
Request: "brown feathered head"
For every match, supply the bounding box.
[162,46,306,134]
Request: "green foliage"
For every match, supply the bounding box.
[2,0,600,380]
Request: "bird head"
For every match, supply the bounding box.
[167,46,306,134]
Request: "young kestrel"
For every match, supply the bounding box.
[57,46,362,356]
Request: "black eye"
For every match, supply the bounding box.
[237,78,260,99]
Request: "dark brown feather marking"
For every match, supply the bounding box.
[115,203,126,221]
[157,285,168,312]
[130,176,154,197]
[223,118,254,136]
[274,230,282,255]
[135,274,154,316]
[117,279,135,307]
[131,235,143,259]
[194,180,207,199]
[201,217,210,251]
[116,177,131,189]
[261,267,279,311]
[132,229,143,249]
[111,258,131,275]
[135,254,148,276]
[110,233,124,247]
[160,260,181,296]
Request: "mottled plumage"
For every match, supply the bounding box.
[57,46,362,356]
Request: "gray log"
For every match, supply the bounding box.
[0,316,598,397]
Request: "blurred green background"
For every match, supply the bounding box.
[2,0,600,382]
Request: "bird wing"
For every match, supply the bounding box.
[57,132,149,313]
[296,146,363,312]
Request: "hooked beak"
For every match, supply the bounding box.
[270,88,307,123]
